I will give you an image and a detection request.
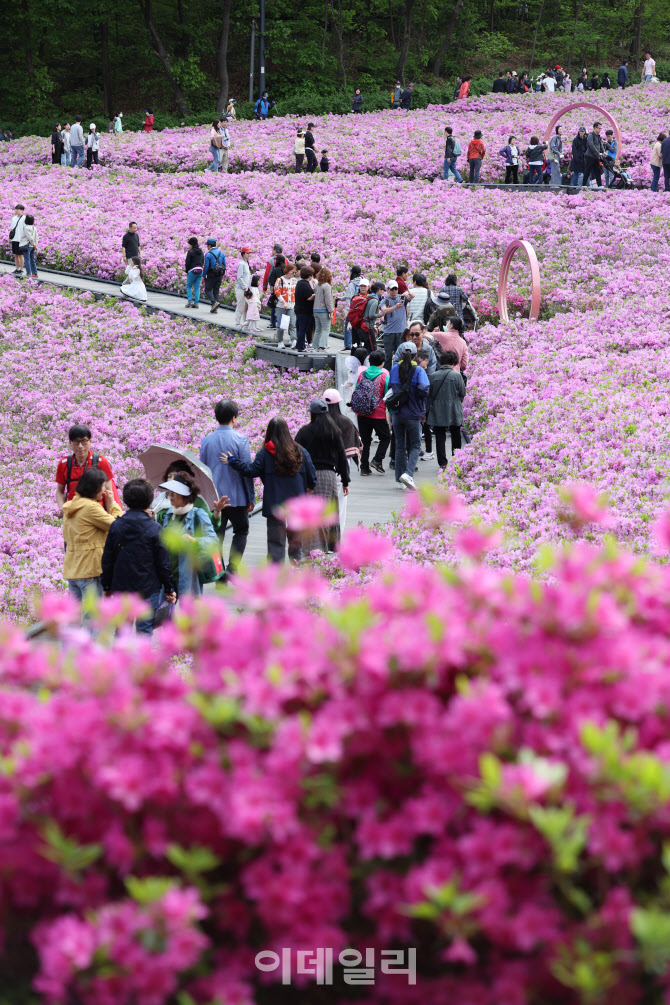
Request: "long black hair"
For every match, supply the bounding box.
[265,416,302,477]
[309,411,342,450]
[398,349,415,384]
[349,264,361,281]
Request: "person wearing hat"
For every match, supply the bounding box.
[603,129,618,187]
[157,473,218,599]
[295,400,349,551]
[203,239,226,312]
[226,98,237,121]
[380,278,409,371]
[85,123,100,169]
[387,342,430,491]
[323,388,361,528]
[569,127,587,186]
[235,247,252,326]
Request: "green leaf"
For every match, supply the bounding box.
[40,820,102,876]
[125,875,176,904]
[166,844,221,876]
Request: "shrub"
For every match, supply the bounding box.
[6,510,670,1002]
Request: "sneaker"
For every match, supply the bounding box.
[370,460,385,474]
[209,302,219,313]
[389,459,395,469]
[184,302,192,308]
[400,473,417,491]
[421,452,435,461]
[360,469,371,476]
[193,303,200,309]
[289,341,297,349]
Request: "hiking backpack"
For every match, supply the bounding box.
[64,452,100,498]
[209,250,226,277]
[350,372,384,416]
[348,294,370,331]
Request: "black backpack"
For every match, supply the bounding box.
[65,452,99,498]
[423,295,436,324]
[209,250,226,277]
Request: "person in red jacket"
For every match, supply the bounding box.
[467,130,486,183]
[143,109,154,133]
[458,76,471,100]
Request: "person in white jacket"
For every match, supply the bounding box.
[235,247,252,325]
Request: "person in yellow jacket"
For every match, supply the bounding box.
[62,466,122,604]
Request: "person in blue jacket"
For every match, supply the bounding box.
[157,473,218,598]
[224,416,317,563]
[387,341,430,491]
[617,60,629,88]
[202,238,226,313]
[254,92,274,120]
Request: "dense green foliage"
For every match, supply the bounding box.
[0,0,669,127]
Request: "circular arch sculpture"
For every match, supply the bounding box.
[543,101,622,162]
[497,239,541,323]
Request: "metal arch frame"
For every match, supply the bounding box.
[543,101,622,163]
[497,239,541,323]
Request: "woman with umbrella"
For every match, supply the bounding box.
[157,472,218,598]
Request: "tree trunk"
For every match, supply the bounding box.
[215,0,233,114]
[566,0,582,73]
[21,0,35,84]
[136,0,190,115]
[322,0,328,60]
[490,0,495,31]
[101,21,113,119]
[528,0,545,72]
[330,0,347,88]
[633,0,643,68]
[395,0,415,84]
[431,0,464,78]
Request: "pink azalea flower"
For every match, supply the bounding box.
[274,495,338,531]
[337,527,395,571]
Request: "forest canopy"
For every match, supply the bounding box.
[0,0,668,125]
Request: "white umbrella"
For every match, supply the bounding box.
[138,444,219,509]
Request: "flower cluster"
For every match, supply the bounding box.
[2,533,670,1001]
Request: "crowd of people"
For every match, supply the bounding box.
[442,120,637,189]
[487,53,659,95]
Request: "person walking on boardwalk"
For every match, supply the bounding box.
[203,238,226,313]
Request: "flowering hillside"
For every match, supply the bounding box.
[0,279,327,619]
[2,85,667,184]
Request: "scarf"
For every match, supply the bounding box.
[265,440,276,454]
[171,503,194,516]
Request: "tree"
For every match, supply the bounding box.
[431,0,465,77]
[216,0,233,114]
[395,0,416,84]
[136,0,190,116]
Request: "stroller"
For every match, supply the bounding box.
[608,163,634,190]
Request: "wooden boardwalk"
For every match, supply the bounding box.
[0,262,448,569]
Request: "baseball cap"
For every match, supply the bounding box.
[309,399,328,414]
[240,246,253,254]
[90,123,96,130]
[206,238,217,246]
[159,479,192,496]
[358,277,370,286]
[388,279,399,288]
[397,341,418,354]
[323,389,341,404]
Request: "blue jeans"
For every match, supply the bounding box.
[136,590,162,635]
[443,157,463,182]
[70,145,85,168]
[529,164,543,184]
[295,313,312,352]
[571,171,584,186]
[68,577,102,601]
[186,271,202,303]
[21,247,37,275]
[60,152,67,166]
[651,165,661,191]
[343,319,352,349]
[208,146,220,171]
[392,414,422,483]
[664,164,670,192]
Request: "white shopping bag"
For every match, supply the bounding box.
[279,315,290,331]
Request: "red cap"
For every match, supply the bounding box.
[240,246,253,253]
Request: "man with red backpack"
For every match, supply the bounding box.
[347,278,384,355]
[55,424,120,515]
[350,350,391,476]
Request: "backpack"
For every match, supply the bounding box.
[384,370,414,412]
[348,294,370,331]
[452,140,462,156]
[209,250,226,277]
[65,452,99,498]
[423,295,436,324]
[350,372,385,416]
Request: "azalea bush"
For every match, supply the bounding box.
[0,278,328,619]
[5,519,670,1002]
[2,85,666,184]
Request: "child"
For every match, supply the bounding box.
[320,149,329,172]
[241,288,260,333]
[344,347,369,393]
[250,273,262,311]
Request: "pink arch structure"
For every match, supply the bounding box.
[543,101,622,163]
[497,239,541,323]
